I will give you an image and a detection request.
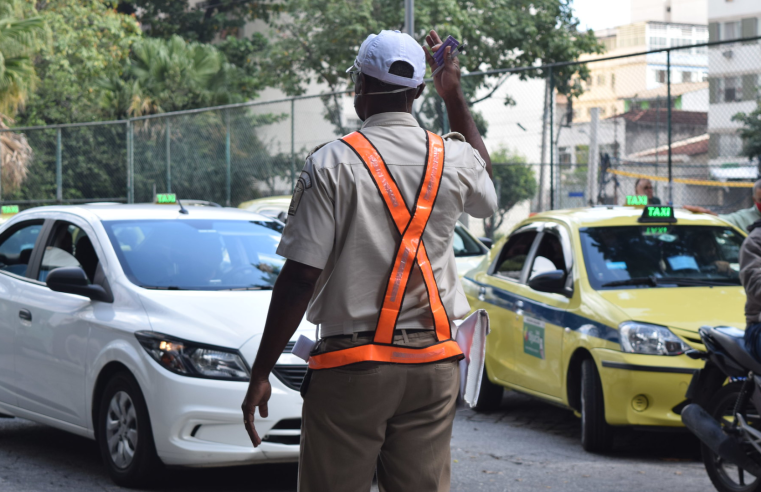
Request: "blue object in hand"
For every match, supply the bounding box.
[433,35,460,67]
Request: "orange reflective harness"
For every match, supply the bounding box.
[308,130,464,370]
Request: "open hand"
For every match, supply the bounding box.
[683,205,717,216]
[424,30,462,101]
[241,377,271,447]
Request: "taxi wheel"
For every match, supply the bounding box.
[97,371,162,488]
[473,365,503,411]
[580,359,614,453]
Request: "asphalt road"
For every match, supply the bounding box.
[0,392,716,492]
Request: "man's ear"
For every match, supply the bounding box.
[415,82,425,99]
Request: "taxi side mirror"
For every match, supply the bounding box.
[46,266,113,303]
[528,269,566,294]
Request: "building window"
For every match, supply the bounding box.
[682,71,693,83]
[558,147,572,165]
[718,77,743,102]
[611,73,616,90]
[656,70,667,84]
[724,21,741,41]
[650,36,667,48]
[597,74,606,86]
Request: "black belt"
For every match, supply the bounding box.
[326,329,432,339]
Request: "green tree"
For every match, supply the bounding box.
[265,0,602,135]
[98,35,262,117]
[483,147,537,240]
[119,0,278,43]
[17,0,142,126]
[732,105,761,171]
[0,0,46,117]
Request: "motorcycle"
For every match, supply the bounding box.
[681,326,761,492]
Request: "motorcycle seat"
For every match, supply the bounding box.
[709,328,761,375]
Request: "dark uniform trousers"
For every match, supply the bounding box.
[298,331,460,492]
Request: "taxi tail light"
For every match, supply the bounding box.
[618,321,689,356]
[135,331,250,381]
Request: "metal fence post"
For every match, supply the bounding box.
[549,67,555,210]
[166,120,171,193]
[291,98,296,189]
[667,49,673,205]
[126,120,134,203]
[225,109,231,207]
[56,128,62,202]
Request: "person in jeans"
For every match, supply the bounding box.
[740,218,761,359]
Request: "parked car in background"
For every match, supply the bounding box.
[0,201,309,486]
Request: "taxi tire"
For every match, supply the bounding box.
[97,371,162,488]
[580,359,613,453]
[473,365,503,411]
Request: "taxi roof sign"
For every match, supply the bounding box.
[1,205,19,215]
[625,195,648,206]
[156,193,177,204]
[638,205,676,223]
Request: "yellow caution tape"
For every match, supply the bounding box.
[606,168,754,188]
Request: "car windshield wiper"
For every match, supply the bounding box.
[601,276,658,288]
[655,276,741,287]
[141,285,187,290]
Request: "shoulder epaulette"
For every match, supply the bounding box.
[441,132,466,142]
[306,140,335,159]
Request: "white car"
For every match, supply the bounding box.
[0,203,309,486]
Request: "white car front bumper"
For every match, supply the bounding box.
[143,357,304,467]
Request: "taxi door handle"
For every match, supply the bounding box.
[478,287,487,301]
[19,309,32,322]
[515,300,524,317]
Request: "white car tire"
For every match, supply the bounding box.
[97,371,162,487]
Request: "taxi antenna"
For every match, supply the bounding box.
[176,198,189,215]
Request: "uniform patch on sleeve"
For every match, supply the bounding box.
[288,169,313,216]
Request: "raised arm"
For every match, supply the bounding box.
[424,30,492,179]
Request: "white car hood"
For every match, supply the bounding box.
[137,289,315,350]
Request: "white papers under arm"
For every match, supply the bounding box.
[454,309,491,408]
[291,335,316,362]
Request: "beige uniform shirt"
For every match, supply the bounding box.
[276,112,498,337]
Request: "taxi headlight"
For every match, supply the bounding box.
[135,331,250,381]
[618,322,689,356]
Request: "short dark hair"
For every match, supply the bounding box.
[364,61,416,93]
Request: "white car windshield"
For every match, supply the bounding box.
[103,219,284,290]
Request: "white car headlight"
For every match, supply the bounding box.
[136,331,250,381]
[618,321,689,356]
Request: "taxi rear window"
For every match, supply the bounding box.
[579,226,743,290]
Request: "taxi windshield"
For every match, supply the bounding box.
[103,219,283,291]
[579,225,743,290]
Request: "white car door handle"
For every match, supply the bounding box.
[478,287,487,301]
[19,309,32,322]
[515,300,524,317]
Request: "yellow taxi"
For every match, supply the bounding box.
[462,203,747,452]
[0,205,19,225]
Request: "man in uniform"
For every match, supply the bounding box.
[684,179,761,233]
[241,29,497,492]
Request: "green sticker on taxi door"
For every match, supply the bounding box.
[523,316,545,359]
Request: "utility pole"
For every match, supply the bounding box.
[539,78,550,212]
[404,0,414,35]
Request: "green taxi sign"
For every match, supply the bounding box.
[156,193,177,204]
[638,205,676,223]
[625,195,648,206]
[1,205,19,215]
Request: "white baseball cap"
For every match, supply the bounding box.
[346,30,425,89]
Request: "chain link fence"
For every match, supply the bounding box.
[1,33,760,237]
